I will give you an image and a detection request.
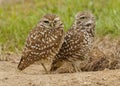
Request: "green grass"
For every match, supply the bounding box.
[0,0,120,51]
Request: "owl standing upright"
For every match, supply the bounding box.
[50,12,95,72]
[18,14,65,73]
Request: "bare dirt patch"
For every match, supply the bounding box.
[0,50,120,86]
[0,60,120,86]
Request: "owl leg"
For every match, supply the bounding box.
[41,63,48,74]
[72,63,79,72]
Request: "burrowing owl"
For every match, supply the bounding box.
[18,14,65,73]
[50,12,95,72]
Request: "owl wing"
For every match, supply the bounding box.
[24,26,64,58]
[25,27,44,51]
[55,28,85,61]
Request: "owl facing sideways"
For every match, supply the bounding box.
[50,12,95,72]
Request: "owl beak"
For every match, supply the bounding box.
[85,20,93,26]
[49,21,54,27]
[50,23,54,27]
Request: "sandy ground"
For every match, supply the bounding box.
[0,59,120,86]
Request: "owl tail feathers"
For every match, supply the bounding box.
[17,58,26,71]
[17,50,33,71]
[17,54,30,71]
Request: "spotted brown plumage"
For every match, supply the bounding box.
[50,12,95,72]
[18,14,65,73]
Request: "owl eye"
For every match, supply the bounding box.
[80,16,85,19]
[44,20,49,24]
[54,20,57,24]
[86,23,91,27]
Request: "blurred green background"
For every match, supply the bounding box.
[0,0,120,51]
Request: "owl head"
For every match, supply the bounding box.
[75,11,95,36]
[38,14,64,29]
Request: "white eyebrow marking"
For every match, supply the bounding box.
[43,18,49,21]
[54,17,60,21]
